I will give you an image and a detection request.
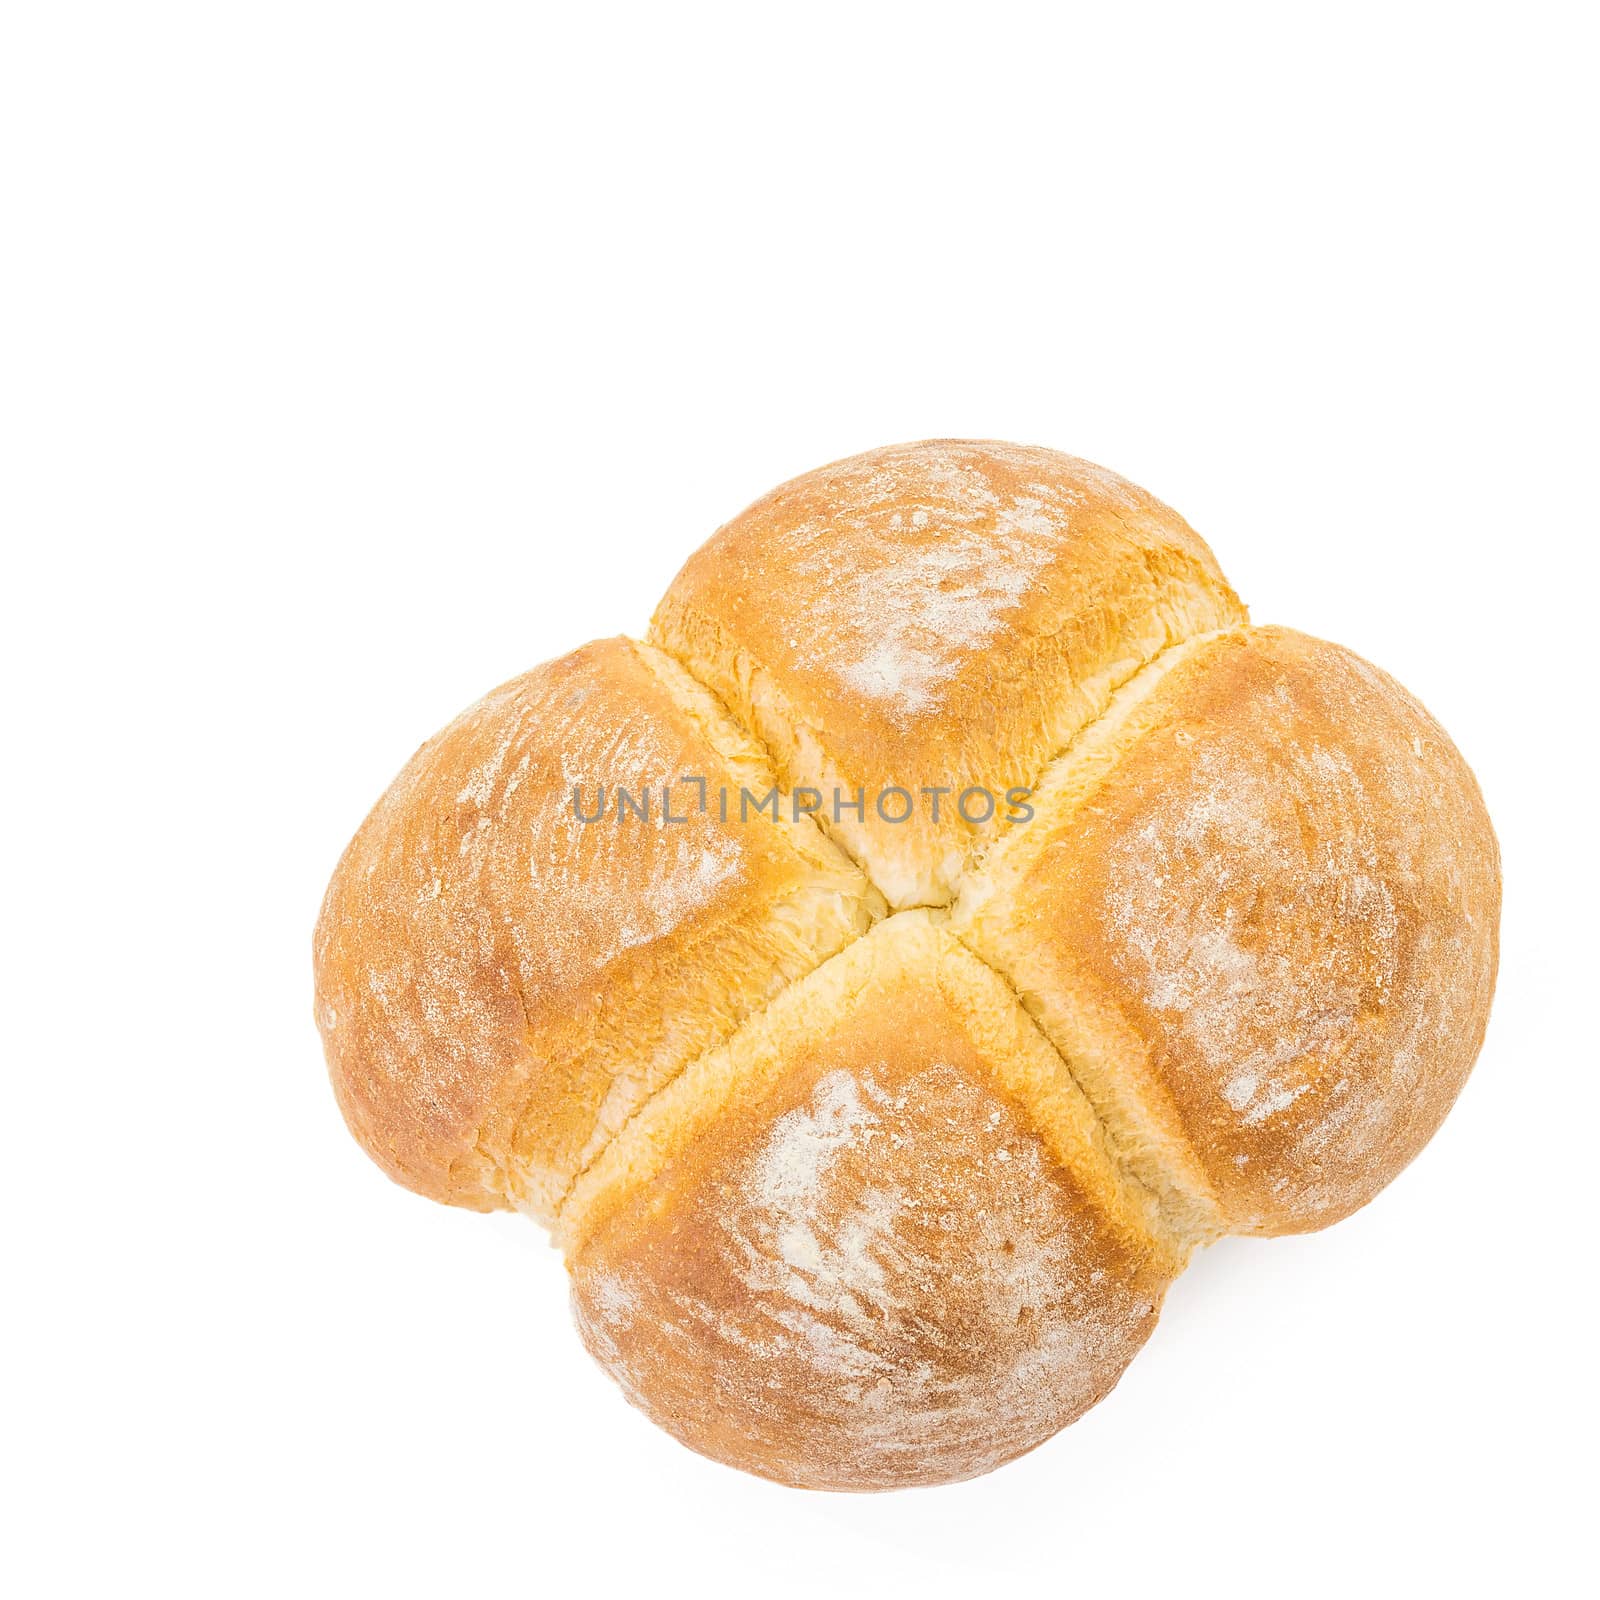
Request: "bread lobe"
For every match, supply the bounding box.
[313,636,880,1216]
[565,916,1175,1490]
[961,626,1500,1234]
[650,440,1246,907]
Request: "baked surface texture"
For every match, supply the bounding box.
[566,916,1176,1489]
[314,440,1500,1490]
[955,626,1500,1237]
[314,637,880,1218]
[650,440,1246,907]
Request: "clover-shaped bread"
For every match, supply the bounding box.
[314,441,1499,1490]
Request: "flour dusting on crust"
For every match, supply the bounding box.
[667,440,1205,729]
[758,444,1151,723]
[1090,631,1497,1229]
[314,638,876,1214]
[1106,736,1398,1131]
[572,1061,1167,1490]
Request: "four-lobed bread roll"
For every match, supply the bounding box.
[314,441,1500,1490]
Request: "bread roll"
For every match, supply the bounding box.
[314,441,1499,1489]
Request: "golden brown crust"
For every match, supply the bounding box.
[650,440,1245,907]
[313,637,880,1216]
[961,627,1500,1234]
[315,441,1501,1489]
[567,917,1174,1490]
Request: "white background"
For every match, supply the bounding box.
[5,5,1595,1596]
